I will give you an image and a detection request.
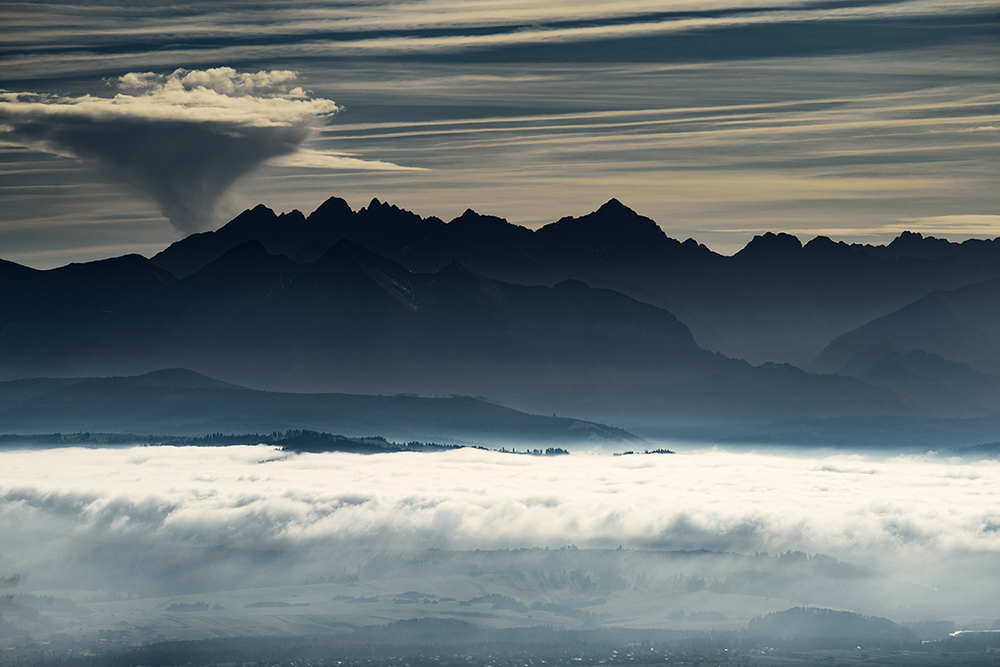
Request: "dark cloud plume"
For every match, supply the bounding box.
[0,68,339,233]
[4,115,309,232]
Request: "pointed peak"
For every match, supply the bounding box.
[220,239,269,257]
[218,204,278,233]
[326,237,364,254]
[318,238,404,268]
[538,198,664,241]
[450,208,510,225]
[448,209,479,226]
[308,196,353,221]
[596,198,632,214]
[189,239,292,277]
[312,238,373,268]
[436,259,487,285]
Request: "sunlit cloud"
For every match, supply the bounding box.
[892,215,1000,238]
[4,446,1000,560]
[0,1,995,263]
[1,0,986,66]
[0,68,352,233]
[273,148,425,171]
[4,445,1000,618]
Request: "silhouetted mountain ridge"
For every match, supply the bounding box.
[3,195,999,439]
[151,196,1000,368]
[0,232,916,431]
[0,370,640,443]
[813,275,1000,376]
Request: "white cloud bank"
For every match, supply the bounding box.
[2,446,999,567]
[4,444,1000,621]
[0,68,410,233]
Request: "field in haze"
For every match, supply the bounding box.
[2,442,999,657]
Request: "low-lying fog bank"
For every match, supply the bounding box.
[1,445,998,645]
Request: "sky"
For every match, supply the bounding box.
[0,0,998,267]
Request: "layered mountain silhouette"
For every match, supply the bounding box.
[0,254,173,337]
[0,234,910,428]
[152,198,1000,367]
[813,275,1000,375]
[0,369,638,443]
[2,195,999,441]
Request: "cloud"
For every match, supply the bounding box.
[3,0,986,73]
[4,446,1000,563]
[274,148,426,171]
[4,445,1000,618]
[0,68,343,233]
[892,215,1000,238]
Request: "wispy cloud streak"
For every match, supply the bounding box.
[1,0,989,79]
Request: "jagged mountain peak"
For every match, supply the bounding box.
[596,197,631,213]
[307,195,353,221]
[535,198,668,248]
[736,231,803,260]
[451,208,509,225]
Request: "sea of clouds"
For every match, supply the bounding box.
[2,445,999,589]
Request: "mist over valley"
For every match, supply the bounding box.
[3,444,1000,666]
[1,1,998,660]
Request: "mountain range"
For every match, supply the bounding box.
[2,196,998,443]
[151,197,1000,368]
[0,369,637,443]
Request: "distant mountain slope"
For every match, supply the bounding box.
[0,369,640,443]
[7,196,999,435]
[5,239,709,405]
[747,607,917,644]
[0,255,176,375]
[151,197,1000,366]
[0,240,908,426]
[861,230,1000,262]
[812,275,1000,376]
[0,254,174,332]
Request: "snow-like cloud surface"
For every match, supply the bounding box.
[0,69,401,233]
[3,446,1000,565]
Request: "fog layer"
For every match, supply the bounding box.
[2,447,998,592]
